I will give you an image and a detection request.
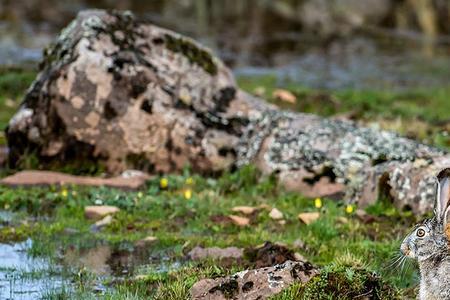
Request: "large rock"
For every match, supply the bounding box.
[190,260,318,300]
[6,9,450,215]
[6,9,269,174]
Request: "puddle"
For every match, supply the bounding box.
[0,211,15,227]
[0,239,65,300]
[0,236,183,298]
[0,216,184,297]
[60,242,179,277]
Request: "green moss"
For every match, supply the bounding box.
[164,34,218,75]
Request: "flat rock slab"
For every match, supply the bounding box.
[187,246,244,261]
[85,205,120,220]
[191,260,318,300]
[0,170,149,189]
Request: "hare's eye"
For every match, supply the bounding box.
[416,228,426,237]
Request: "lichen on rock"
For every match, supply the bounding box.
[7,9,253,175]
[190,260,319,300]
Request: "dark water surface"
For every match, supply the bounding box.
[1,0,449,90]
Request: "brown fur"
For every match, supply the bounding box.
[446,223,450,245]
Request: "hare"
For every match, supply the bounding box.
[400,168,450,300]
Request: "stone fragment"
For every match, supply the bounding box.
[269,208,283,220]
[187,246,243,261]
[85,205,120,220]
[298,212,320,225]
[231,206,257,215]
[94,215,113,228]
[272,89,297,104]
[135,236,158,247]
[228,215,250,227]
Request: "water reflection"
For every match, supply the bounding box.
[0,239,64,300]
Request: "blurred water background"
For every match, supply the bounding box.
[0,0,449,90]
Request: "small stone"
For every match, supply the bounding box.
[94,215,113,228]
[273,89,297,104]
[298,212,320,225]
[337,216,349,224]
[269,208,284,220]
[232,206,257,215]
[228,215,250,227]
[85,205,120,220]
[278,220,286,225]
[135,236,158,247]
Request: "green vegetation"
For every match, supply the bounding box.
[0,68,36,144]
[0,166,418,298]
[2,70,448,298]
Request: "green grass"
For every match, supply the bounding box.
[238,75,450,150]
[0,70,443,298]
[238,75,450,122]
[0,166,419,298]
[0,68,36,145]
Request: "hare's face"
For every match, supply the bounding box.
[400,218,447,262]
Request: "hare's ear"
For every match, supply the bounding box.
[435,168,450,225]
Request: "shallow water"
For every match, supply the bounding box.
[0,232,181,297]
[0,240,64,300]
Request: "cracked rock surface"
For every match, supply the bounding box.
[6,9,450,214]
[190,260,318,300]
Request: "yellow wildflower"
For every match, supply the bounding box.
[184,189,192,200]
[61,189,68,198]
[345,204,354,214]
[160,177,168,189]
[185,177,194,185]
[137,192,143,198]
[314,198,322,208]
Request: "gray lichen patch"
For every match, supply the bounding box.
[237,108,446,213]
